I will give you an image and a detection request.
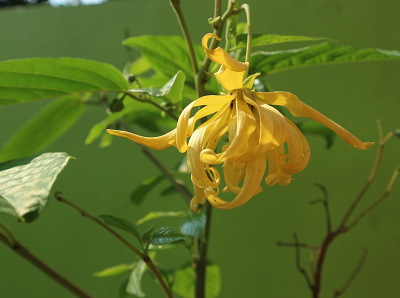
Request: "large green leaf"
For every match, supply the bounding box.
[123,35,205,81]
[172,262,221,298]
[232,33,325,50]
[0,58,129,105]
[0,96,86,162]
[250,42,400,75]
[0,152,71,222]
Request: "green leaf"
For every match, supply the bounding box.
[0,58,129,106]
[233,34,325,50]
[0,96,86,162]
[393,128,400,139]
[250,42,400,75]
[0,152,71,222]
[151,227,186,246]
[141,223,156,244]
[131,175,166,205]
[94,263,132,277]
[125,252,156,297]
[172,262,221,298]
[99,215,142,245]
[128,71,186,104]
[126,260,147,297]
[298,121,336,149]
[179,212,206,238]
[99,131,113,148]
[136,211,187,226]
[123,35,205,81]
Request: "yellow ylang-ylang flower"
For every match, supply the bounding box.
[107,33,374,212]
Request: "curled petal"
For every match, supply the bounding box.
[176,94,235,152]
[265,118,310,186]
[202,33,248,72]
[107,128,176,150]
[190,182,207,213]
[253,91,374,150]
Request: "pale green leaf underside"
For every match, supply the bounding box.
[136,210,187,226]
[0,58,129,106]
[0,96,86,162]
[250,42,400,75]
[0,152,71,222]
[180,212,206,238]
[233,33,325,50]
[129,70,186,104]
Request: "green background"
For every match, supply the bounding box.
[0,0,399,297]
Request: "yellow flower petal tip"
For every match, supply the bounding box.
[110,33,374,211]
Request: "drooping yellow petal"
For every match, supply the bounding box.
[238,90,290,162]
[202,33,249,72]
[200,91,256,164]
[254,91,374,150]
[207,156,266,210]
[107,128,177,150]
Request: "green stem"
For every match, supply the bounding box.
[196,1,240,98]
[54,194,173,298]
[241,3,252,78]
[195,201,213,298]
[170,0,198,77]
[0,221,93,298]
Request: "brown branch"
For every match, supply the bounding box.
[276,241,320,251]
[0,221,93,298]
[279,121,398,298]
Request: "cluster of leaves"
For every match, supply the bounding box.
[95,211,220,298]
[1,27,400,297]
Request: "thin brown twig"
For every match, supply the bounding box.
[280,121,399,298]
[54,193,173,298]
[338,120,390,230]
[0,221,93,298]
[276,241,320,251]
[293,232,314,291]
[118,120,193,204]
[333,249,368,298]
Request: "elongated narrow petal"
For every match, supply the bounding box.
[107,128,177,150]
[176,94,235,153]
[202,33,249,72]
[253,91,374,150]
